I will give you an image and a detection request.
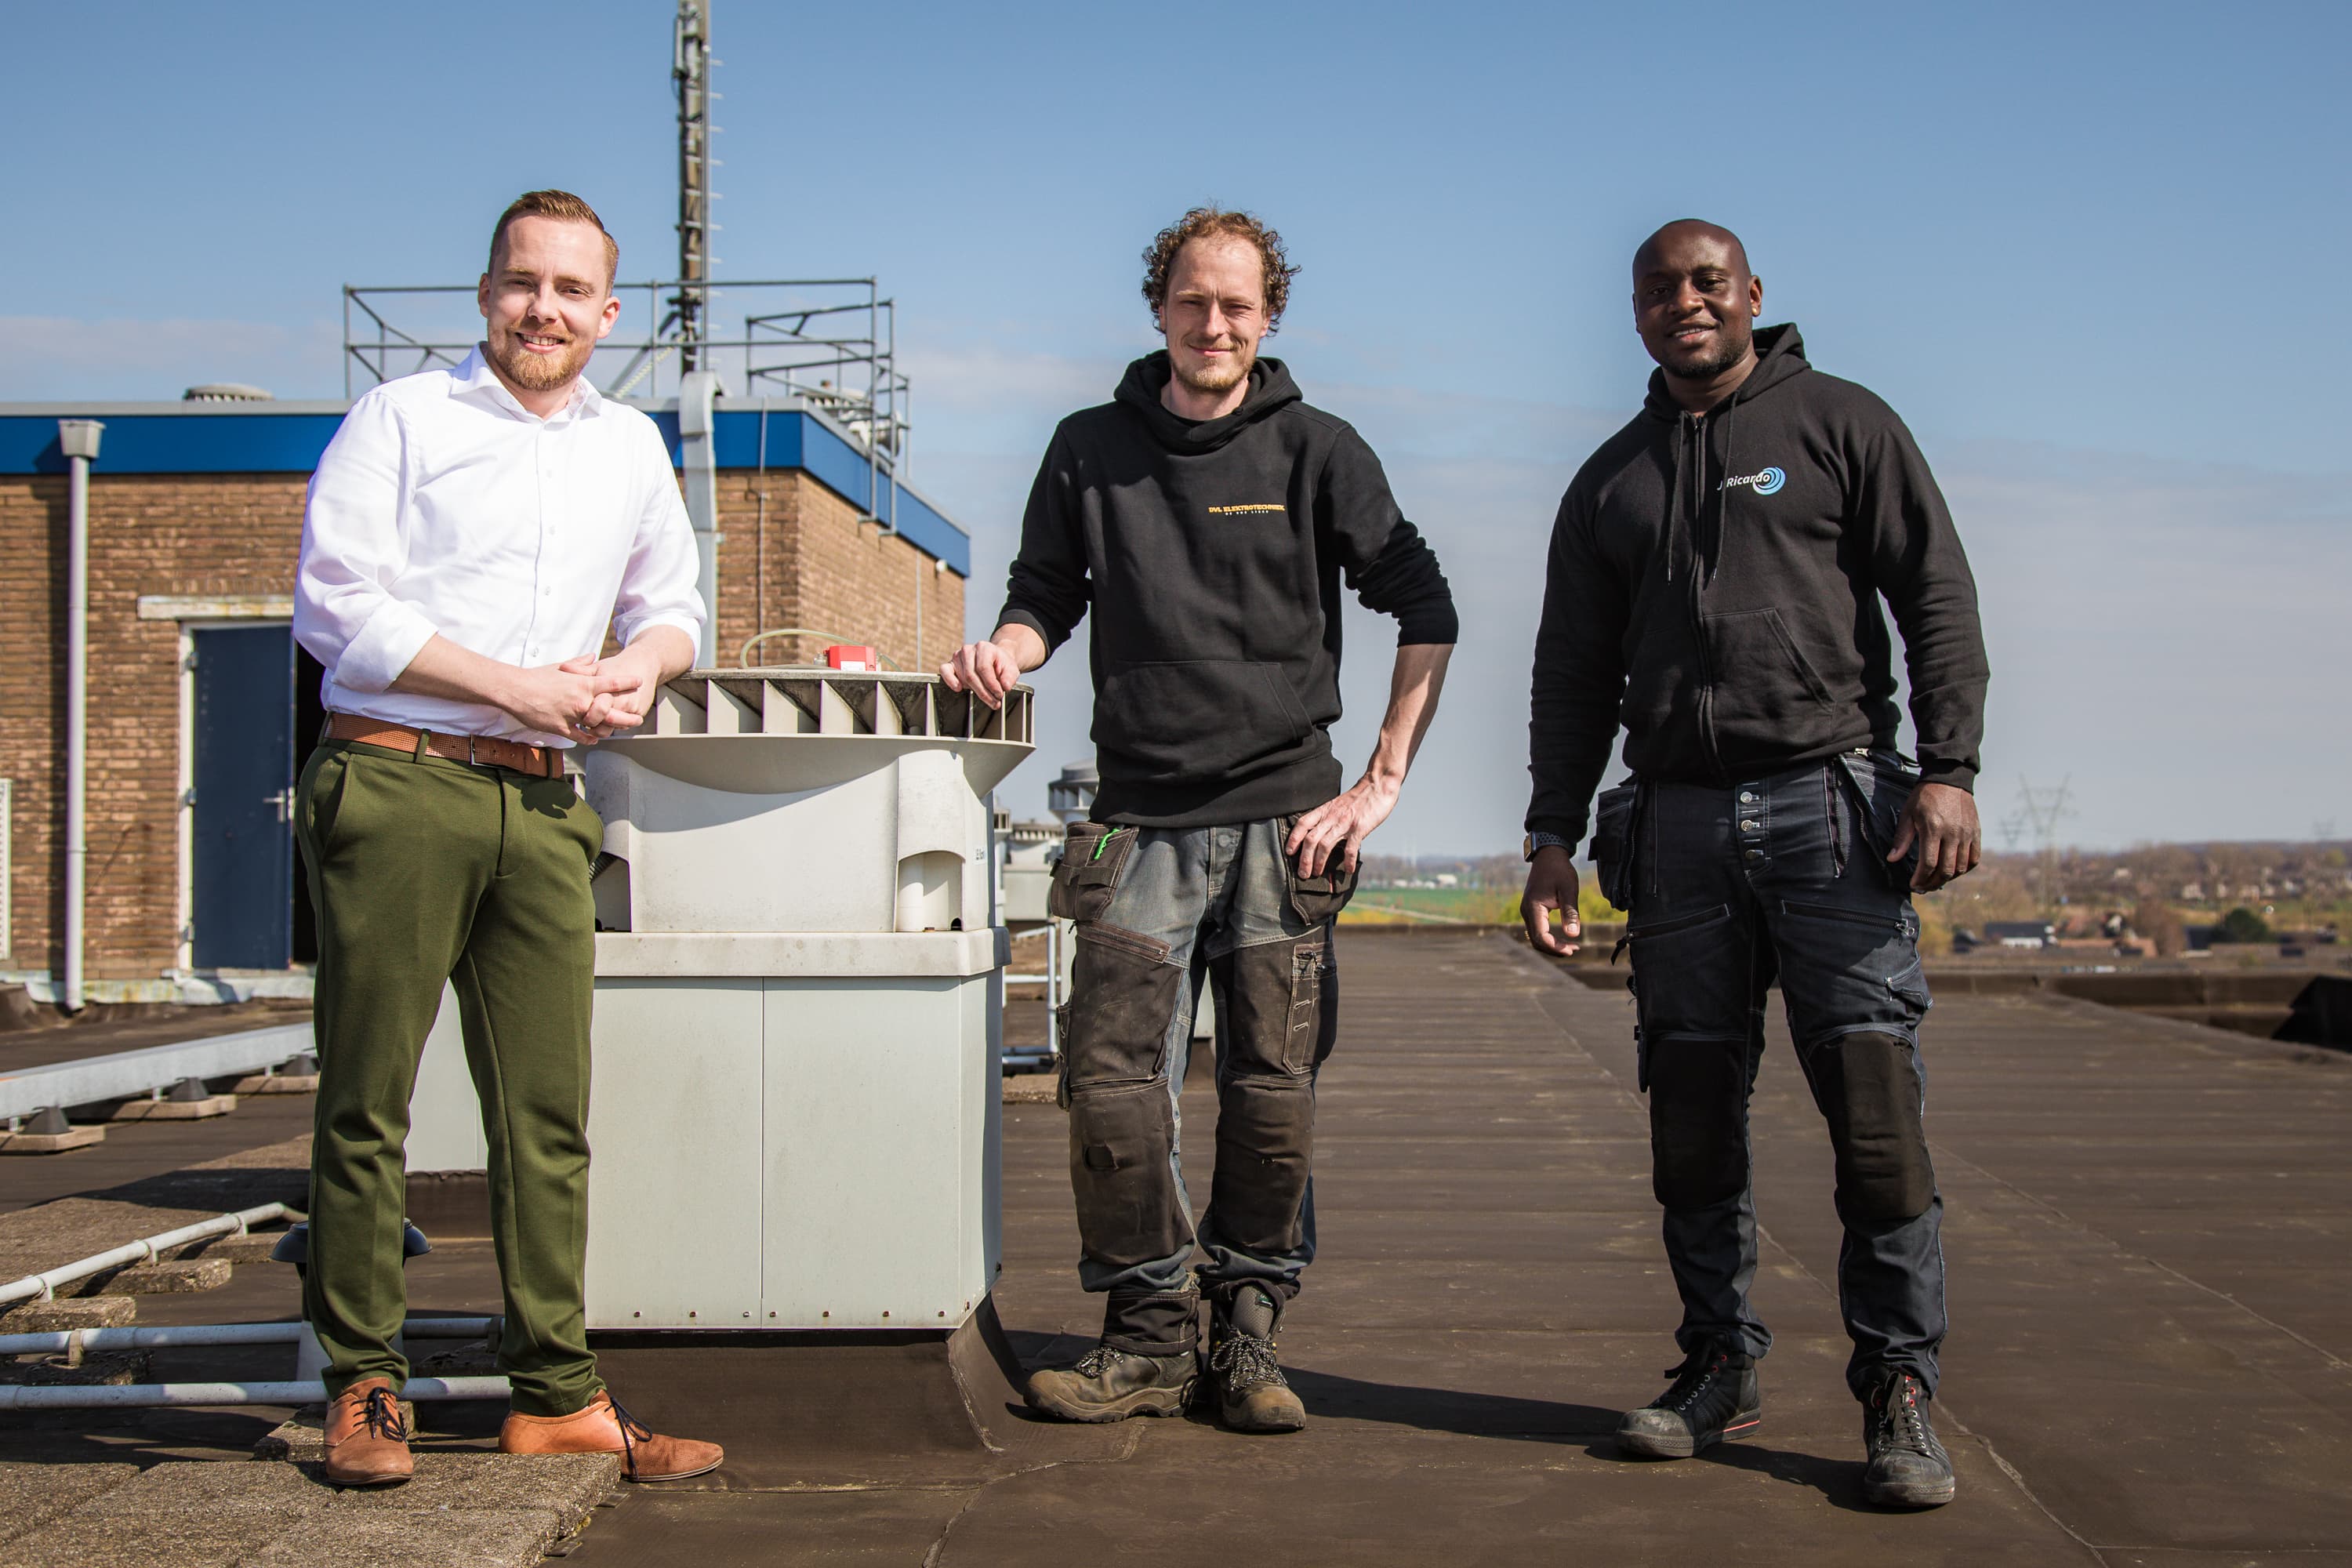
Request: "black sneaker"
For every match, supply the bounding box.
[1861,1370,1955,1508]
[1207,1285,1307,1433]
[1024,1344,1196,1423]
[1616,1340,1762,1459]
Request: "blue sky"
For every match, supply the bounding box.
[6,2,2346,851]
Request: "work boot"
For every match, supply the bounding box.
[1025,1344,1197,1422]
[321,1377,412,1486]
[499,1390,724,1483]
[1860,1370,1956,1508]
[1616,1338,1762,1459]
[1207,1284,1307,1433]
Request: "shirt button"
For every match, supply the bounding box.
[1744,849,1762,862]
[1739,819,1757,833]
[1739,791,1758,804]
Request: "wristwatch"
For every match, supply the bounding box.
[1523,831,1572,862]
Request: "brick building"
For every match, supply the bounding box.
[0,394,968,1000]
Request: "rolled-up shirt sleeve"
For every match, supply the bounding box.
[295,391,439,694]
[610,422,707,650]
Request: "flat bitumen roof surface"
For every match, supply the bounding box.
[5,928,2349,1566]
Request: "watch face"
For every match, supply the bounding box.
[1522,834,1537,862]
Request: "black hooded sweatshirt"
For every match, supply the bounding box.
[998,351,1457,827]
[1526,324,1988,851]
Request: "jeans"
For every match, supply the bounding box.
[1602,751,1947,1399]
[1051,818,1351,1353]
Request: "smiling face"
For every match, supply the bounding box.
[1160,235,1269,402]
[476,215,621,405]
[1632,221,1763,382]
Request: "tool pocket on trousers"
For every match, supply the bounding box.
[1049,822,1138,922]
[1589,782,1641,910]
[1218,935,1324,1077]
[1835,751,1922,891]
[1278,815,1359,924]
[1068,1080,1190,1267]
[1064,926,1181,1089]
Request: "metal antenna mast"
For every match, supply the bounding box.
[673,1,715,371]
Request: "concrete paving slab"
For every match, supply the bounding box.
[0,1461,138,1547]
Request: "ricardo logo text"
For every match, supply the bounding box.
[1207,503,1287,516]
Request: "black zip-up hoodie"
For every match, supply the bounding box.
[1526,325,1988,850]
[999,351,1457,827]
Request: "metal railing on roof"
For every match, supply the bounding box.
[341,277,913,528]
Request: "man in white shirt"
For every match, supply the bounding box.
[292,190,720,1488]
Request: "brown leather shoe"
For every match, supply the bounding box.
[499,1391,723,1482]
[322,1377,413,1486]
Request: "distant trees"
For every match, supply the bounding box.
[2211,906,2273,944]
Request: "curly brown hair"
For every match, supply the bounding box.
[1141,207,1299,334]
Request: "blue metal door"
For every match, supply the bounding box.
[191,625,293,970]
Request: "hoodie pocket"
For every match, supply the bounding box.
[1093,660,1312,782]
[1702,608,1837,745]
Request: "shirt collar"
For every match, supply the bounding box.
[452,345,604,423]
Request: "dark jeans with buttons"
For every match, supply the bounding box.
[1611,753,1946,1399]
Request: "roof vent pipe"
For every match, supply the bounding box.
[679,370,724,667]
[56,420,103,1014]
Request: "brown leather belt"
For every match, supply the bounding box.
[324,713,565,778]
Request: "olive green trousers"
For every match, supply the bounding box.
[296,738,603,1417]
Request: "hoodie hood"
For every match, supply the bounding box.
[1115,350,1303,454]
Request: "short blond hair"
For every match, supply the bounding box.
[488,190,619,289]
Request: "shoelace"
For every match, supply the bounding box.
[605,1396,654,1478]
[1071,1347,1122,1379]
[1873,1377,1940,1457]
[1654,1349,1729,1415]
[1209,1331,1285,1392]
[360,1387,408,1443]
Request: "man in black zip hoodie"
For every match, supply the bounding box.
[943,208,1455,1432]
[1520,221,1987,1508]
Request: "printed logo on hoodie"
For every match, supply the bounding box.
[1207,502,1288,516]
[1722,466,1786,496]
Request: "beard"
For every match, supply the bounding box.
[1171,337,1255,397]
[1663,322,1753,381]
[486,325,596,393]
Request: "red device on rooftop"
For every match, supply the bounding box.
[825,644,880,672]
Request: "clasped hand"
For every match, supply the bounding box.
[504,655,657,745]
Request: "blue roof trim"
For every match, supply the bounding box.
[0,403,971,576]
[0,413,348,477]
[649,408,970,575]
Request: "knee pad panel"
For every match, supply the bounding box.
[1646,1034,1752,1210]
[1809,1029,1935,1221]
[1213,934,1323,1077]
[1065,927,1182,1087]
[1208,1073,1315,1254]
[1067,1079,1192,1267]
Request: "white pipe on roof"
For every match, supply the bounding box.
[0,1201,295,1308]
[0,1317,499,1358]
[0,1375,510,1410]
[56,420,103,1013]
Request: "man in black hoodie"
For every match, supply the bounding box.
[943,208,1456,1432]
[1520,221,1987,1508]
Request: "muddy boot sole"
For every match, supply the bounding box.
[1616,1406,1762,1460]
[1221,1397,1307,1434]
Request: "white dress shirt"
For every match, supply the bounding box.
[294,347,705,747]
